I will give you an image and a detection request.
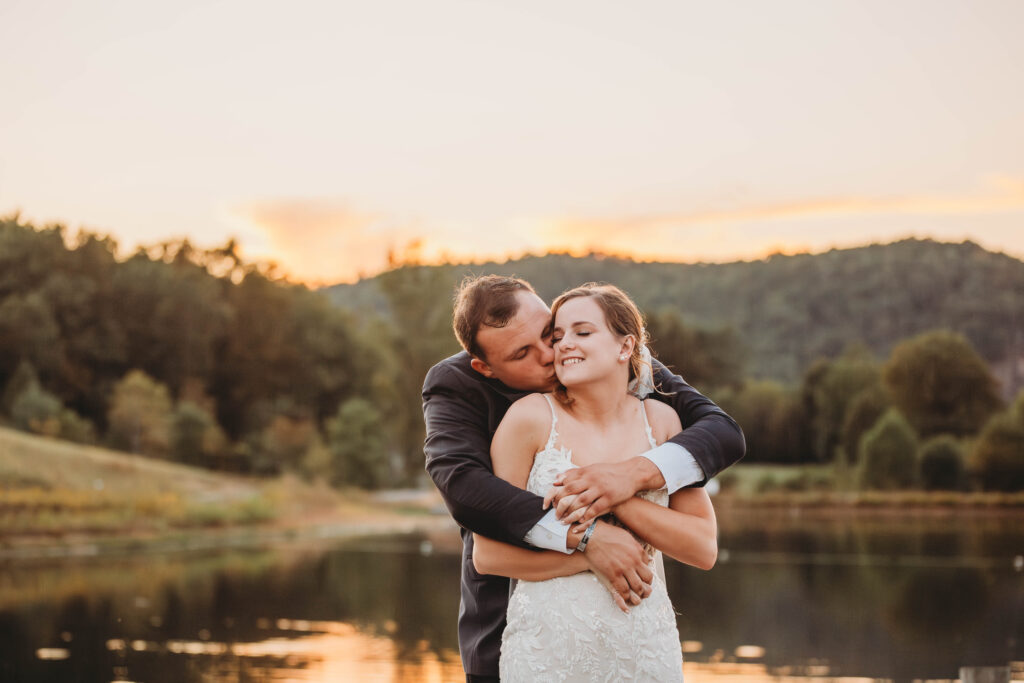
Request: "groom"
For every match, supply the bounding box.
[423,275,745,682]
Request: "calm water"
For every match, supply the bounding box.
[2,510,1022,682]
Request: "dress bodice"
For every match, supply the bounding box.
[527,395,669,557]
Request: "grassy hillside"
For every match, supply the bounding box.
[0,425,258,497]
[325,239,1024,383]
[0,427,433,543]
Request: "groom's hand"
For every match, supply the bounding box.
[546,457,665,525]
[570,521,653,612]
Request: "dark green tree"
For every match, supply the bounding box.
[839,383,891,466]
[971,392,1024,492]
[375,264,461,484]
[917,435,966,491]
[1,360,41,415]
[883,330,1003,437]
[716,380,802,463]
[801,345,882,462]
[326,398,390,489]
[10,379,63,436]
[858,408,918,490]
[170,401,227,466]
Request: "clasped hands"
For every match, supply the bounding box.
[544,459,657,612]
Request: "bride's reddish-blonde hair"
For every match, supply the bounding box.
[550,283,652,404]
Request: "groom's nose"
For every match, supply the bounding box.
[538,343,554,366]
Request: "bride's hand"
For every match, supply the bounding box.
[574,521,653,613]
[547,457,664,524]
[542,490,591,526]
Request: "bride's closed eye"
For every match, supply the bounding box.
[552,331,591,344]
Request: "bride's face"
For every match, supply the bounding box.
[551,296,631,387]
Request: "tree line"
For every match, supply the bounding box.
[1,215,1021,491]
[328,240,1023,388]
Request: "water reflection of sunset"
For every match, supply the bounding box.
[104,622,463,682]
[95,628,990,683]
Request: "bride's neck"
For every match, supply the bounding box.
[564,377,632,424]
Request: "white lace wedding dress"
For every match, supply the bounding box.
[500,394,684,682]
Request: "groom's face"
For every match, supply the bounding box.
[470,291,557,392]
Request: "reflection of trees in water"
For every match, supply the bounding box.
[667,521,1020,681]
[0,611,35,681]
[888,568,989,637]
[0,535,462,682]
[307,537,462,658]
[4,525,1021,682]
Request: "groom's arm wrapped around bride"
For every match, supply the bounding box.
[423,353,745,548]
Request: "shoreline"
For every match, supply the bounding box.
[4,491,1023,561]
[0,508,457,562]
[714,490,1024,513]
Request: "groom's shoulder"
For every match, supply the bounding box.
[423,351,483,393]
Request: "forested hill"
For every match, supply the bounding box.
[325,239,1024,383]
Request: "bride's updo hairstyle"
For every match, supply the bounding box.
[549,283,653,405]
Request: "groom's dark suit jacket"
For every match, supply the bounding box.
[422,351,745,677]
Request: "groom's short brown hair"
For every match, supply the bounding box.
[453,275,537,360]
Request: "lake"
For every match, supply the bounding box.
[2,508,1022,682]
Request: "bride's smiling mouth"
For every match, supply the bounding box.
[561,357,584,366]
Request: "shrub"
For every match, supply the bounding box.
[858,409,918,490]
[170,401,226,466]
[971,403,1024,492]
[326,398,390,489]
[917,435,965,491]
[840,384,890,466]
[107,370,172,457]
[754,473,779,494]
[10,380,62,436]
[58,408,96,444]
[249,413,319,476]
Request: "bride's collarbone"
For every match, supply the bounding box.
[554,427,652,467]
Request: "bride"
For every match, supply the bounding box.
[473,283,718,681]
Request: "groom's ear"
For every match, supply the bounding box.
[470,357,496,378]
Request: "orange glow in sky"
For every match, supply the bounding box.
[2,1,1023,283]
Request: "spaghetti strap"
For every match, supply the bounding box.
[541,394,560,451]
[639,399,658,448]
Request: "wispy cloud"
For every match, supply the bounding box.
[532,176,1024,261]
[231,199,426,284]
[230,198,538,283]
[231,178,1024,283]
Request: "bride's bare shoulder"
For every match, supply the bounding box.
[643,398,683,444]
[497,393,555,439]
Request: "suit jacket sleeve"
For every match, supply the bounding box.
[422,362,546,548]
[649,358,746,484]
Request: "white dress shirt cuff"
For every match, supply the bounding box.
[640,442,705,494]
[523,508,573,554]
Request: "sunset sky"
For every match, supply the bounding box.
[2,0,1023,284]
